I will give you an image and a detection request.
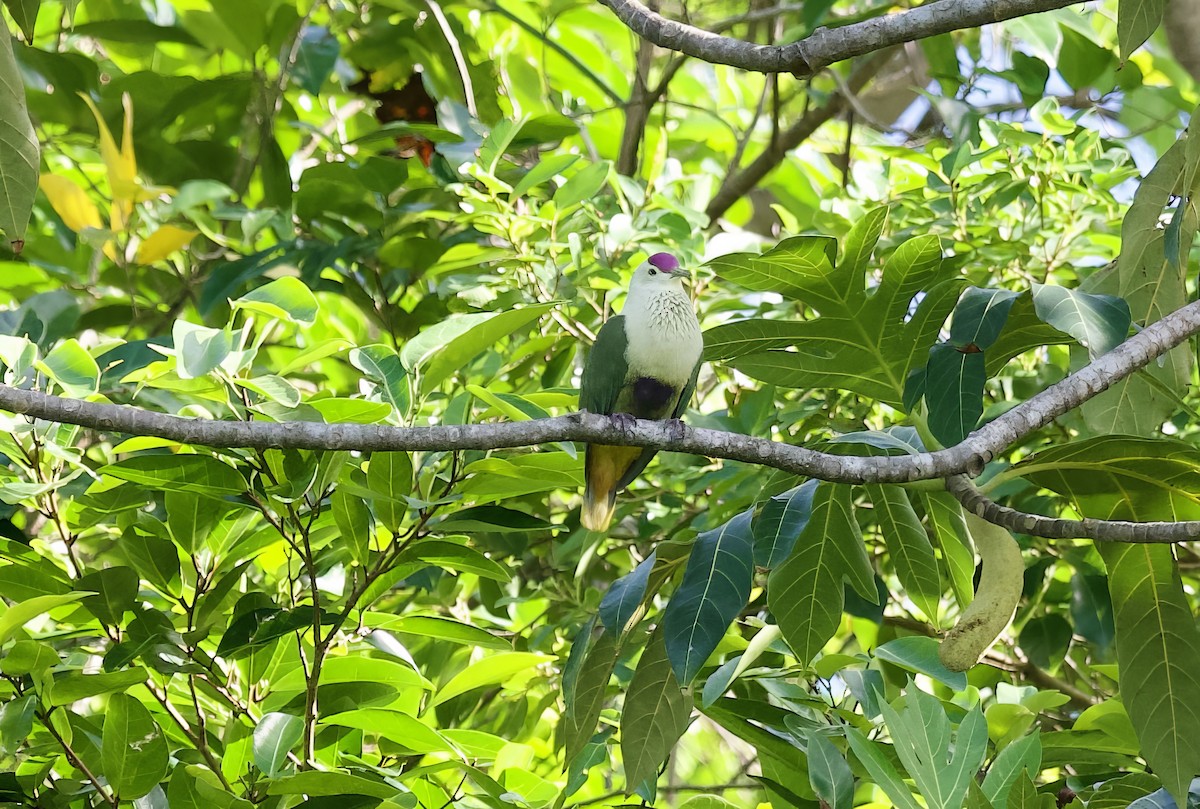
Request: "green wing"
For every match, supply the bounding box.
[616,357,702,491]
[580,316,628,415]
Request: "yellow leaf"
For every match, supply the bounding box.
[79,92,139,205]
[136,225,197,264]
[39,175,103,233]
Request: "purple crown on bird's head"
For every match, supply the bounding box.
[648,253,679,271]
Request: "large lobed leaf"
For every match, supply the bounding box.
[704,211,954,408]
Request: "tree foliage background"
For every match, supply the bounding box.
[2,0,1200,806]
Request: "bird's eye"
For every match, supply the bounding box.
[648,269,657,276]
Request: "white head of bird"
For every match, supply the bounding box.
[621,252,703,389]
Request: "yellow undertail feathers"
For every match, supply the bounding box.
[582,444,642,532]
[938,513,1025,672]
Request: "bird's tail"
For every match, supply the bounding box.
[581,483,616,532]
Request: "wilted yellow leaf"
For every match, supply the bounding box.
[79,92,139,205]
[136,225,197,264]
[39,175,103,233]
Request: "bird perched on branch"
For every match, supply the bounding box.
[579,253,703,532]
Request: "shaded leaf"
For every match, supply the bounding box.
[0,16,38,245]
[1031,284,1130,358]
[663,509,754,684]
[770,483,876,665]
[621,629,691,790]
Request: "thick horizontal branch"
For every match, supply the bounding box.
[945,475,1200,543]
[596,0,1086,76]
[2,300,1200,486]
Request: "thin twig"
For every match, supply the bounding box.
[596,0,1086,76]
[4,299,1200,528]
[946,474,1200,542]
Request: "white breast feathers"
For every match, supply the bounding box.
[622,288,703,387]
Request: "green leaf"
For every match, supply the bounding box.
[874,636,967,692]
[101,693,169,799]
[2,0,39,39]
[267,771,404,799]
[707,235,839,299]
[252,712,302,777]
[706,234,950,408]
[923,492,975,608]
[172,321,232,379]
[553,160,610,208]
[102,455,247,497]
[840,206,888,277]
[333,488,372,566]
[807,733,854,809]
[400,304,555,394]
[365,451,412,528]
[369,615,510,650]
[322,708,455,753]
[752,479,816,569]
[662,509,755,684]
[397,538,511,581]
[269,655,431,694]
[77,566,139,626]
[1100,542,1200,808]
[119,529,181,594]
[0,15,38,246]
[50,667,149,705]
[0,694,35,757]
[291,25,339,94]
[1082,137,1192,434]
[165,490,225,553]
[432,652,554,706]
[845,726,922,809]
[37,338,100,396]
[880,686,988,809]
[1117,0,1166,59]
[1015,435,1200,520]
[925,342,986,446]
[433,505,554,534]
[168,765,253,809]
[560,627,617,762]
[0,592,89,645]
[599,551,655,638]
[350,344,410,419]
[866,484,941,623]
[621,629,692,790]
[948,287,1021,350]
[1019,614,1072,671]
[1031,284,1130,358]
[770,483,876,665]
[512,153,579,197]
[232,277,319,325]
[0,639,58,675]
[982,734,1042,806]
[1006,772,1054,808]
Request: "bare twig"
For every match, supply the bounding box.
[617,18,658,176]
[705,48,893,222]
[425,0,477,117]
[946,475,1200,542]
[596,0,1085,76]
